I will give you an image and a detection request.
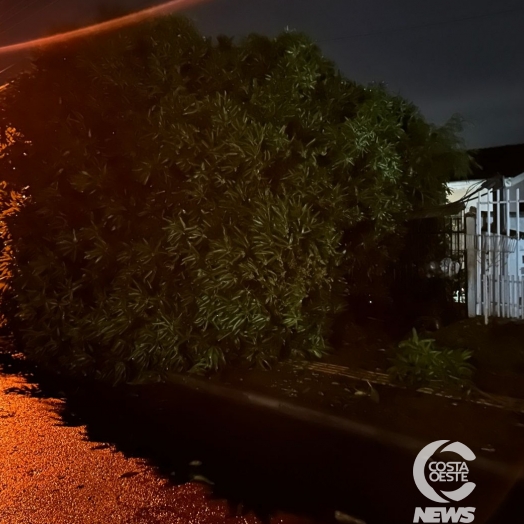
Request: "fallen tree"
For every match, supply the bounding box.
[0,16,471,383]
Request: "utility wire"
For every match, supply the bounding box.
[320,5,524,44]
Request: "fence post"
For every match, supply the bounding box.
[484,275,489,325]
[465,208,477,317]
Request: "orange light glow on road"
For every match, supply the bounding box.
[0,0,212,57]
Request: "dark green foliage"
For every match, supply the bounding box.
[0,17,471,383]
[389,329,474,390]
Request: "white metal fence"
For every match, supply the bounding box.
[466,183,524,321]
[480,274,524,322]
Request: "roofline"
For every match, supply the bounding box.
[506,171,524,186]
[448,171,524,189]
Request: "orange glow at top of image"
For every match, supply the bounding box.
[0,0,212,57]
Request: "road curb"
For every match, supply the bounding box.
[306,362,524,413]
[167,373,519,481]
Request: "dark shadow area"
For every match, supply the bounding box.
[486,477,524,523]
[432,319,524,399]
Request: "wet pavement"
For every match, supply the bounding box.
[0,372,311,524]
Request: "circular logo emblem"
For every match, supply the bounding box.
[414,440,476,503]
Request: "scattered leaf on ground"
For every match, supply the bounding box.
[335,510,367,523]
[191,474,215,485]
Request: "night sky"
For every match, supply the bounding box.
[1,0,523,149]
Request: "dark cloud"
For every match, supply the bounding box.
[1,0,523,148]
